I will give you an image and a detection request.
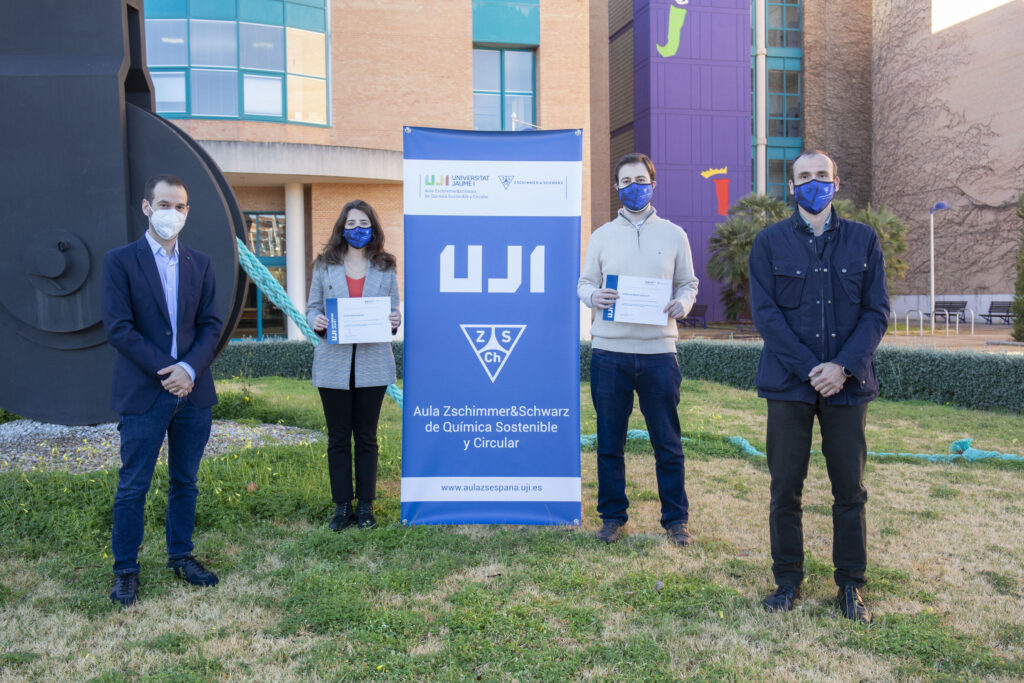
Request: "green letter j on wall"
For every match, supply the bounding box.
[656,1,688,58]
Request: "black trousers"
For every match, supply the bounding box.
[318,382,387,505]
[766,398,868,588]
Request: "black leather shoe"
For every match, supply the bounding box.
[763,584,799,612]
[110,572,139,606]
[329,502,356,531]
[356,501,376,529]
[838,585,871,623]
[595,520,623,544]
[665,522,692,546]
[167,556,219,587]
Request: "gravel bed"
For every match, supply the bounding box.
[0,419,323,474]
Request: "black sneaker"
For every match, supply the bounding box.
[838,585,871,623]
[763,584,799,612]
[167,556,219,587]
[665,522,692,546]
[356,501,376,529]
[595,520,623,544]
[329,502,356,531]
[110,572,139,606]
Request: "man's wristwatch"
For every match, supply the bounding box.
[841,366,852,378]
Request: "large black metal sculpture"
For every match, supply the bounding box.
[1,1,247,425]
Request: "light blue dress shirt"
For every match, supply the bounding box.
[145,231,195,381]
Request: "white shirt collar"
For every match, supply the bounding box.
[145,230,178,259]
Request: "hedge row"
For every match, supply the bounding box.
[212,340,404,381]
[212,339,1024,413]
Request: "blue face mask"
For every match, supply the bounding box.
[618,182,654,212]
[793,179,836,215]
[343,227,372,249]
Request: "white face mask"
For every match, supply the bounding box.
[150,208,187,240]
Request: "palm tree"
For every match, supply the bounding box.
[707,194,789,319]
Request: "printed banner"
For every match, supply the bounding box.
[401,127,582,525]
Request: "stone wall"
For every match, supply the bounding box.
[802,0,873,207]
[872,0,1024,296]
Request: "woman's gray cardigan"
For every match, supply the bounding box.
[305,262,400,389]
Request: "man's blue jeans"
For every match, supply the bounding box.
[112,391,212,575]
[590,349,687,528]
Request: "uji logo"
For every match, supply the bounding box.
[656,0,689,58]
[460,324,526,382]
[701,167,730,216]
[425,174,449,186]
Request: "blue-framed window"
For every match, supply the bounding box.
[767,0,801,50]
[472,48,536,131]
[752,0,802,198]
[144,0,328,126]
[234,212,287,340]
[767,58,801,139]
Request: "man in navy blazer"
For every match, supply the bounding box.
[749,151,889,624]
[102,174,223,606]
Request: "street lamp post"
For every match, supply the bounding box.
[929,201,951,334]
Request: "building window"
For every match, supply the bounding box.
[473,48,535,131]
[767,66,800,138]
[752,0,802,196]
[767,153,799,200]
[235,213,287,340]
[144,0,328,126]
[767,0,801,49]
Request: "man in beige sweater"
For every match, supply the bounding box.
[578,153,699,546]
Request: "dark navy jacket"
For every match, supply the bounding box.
[749,208,889,405]
[101,236,222,414]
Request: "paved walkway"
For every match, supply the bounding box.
[676,323,1024,354]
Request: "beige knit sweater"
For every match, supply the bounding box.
[577,209,699,353]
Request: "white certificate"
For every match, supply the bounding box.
[325,297,392,344]
[601,275,671,326]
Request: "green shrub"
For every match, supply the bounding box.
[670,340,1024,413]
[0,409,21,425]
[215,339,1024,413]
[211,340,404,380]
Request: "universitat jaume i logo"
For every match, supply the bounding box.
[459,324,526,382]
[424,174,490,187]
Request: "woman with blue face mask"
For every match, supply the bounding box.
[306,200,402,531]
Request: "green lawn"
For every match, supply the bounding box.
[1,378,1023,680]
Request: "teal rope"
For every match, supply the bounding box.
[236,238,320,345]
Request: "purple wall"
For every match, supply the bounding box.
[633,0,752,322]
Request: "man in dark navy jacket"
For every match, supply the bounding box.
[102,174,223,606]
[749,151,889,623]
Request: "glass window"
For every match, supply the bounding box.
[189,19,237,67]
[473,93,501,131]
[240,22,284,71]
[191,68,238,116]
[146,19,188,66]
[504,51,533,92]
[287,74,327,124]
[244,74,282,117]
[237,213,287,340]
[246,213,287,257]
[766,2,801,48]
[505,94,533,130]
[286,27,326,77]
[473,49,500,92]
[152,71,187,112]
[473,48,535,131]
[146,9,327,125]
